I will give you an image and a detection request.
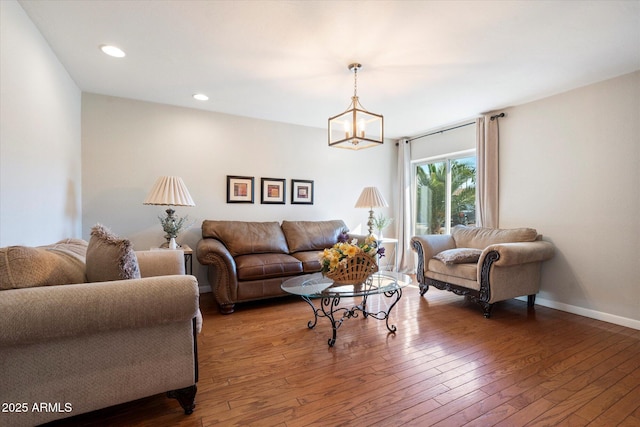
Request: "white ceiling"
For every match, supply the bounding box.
[18,0,640,139]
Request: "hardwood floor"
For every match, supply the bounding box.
[47,282,640,426]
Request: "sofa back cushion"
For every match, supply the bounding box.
[201,220,289,256]
[451,225,538,249]
[282,220,348,253]
[0,239,87,290]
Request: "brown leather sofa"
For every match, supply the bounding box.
[197,219,348,313]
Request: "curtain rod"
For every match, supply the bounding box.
[407,121,475,142]
[402,112,505,144]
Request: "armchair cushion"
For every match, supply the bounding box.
[434,248,482,265]
[86,224,141,282]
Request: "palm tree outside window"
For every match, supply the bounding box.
[414,152,476,235]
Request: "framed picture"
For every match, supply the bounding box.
[291,179,314,205]
[227,175,254,203]
[261,178,286,204]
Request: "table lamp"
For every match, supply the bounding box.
[355,186,388,236]
[143,176,195,249]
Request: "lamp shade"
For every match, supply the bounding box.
[354,187,388,209]
[143,176,195,206]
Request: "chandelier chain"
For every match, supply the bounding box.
[353,67,358,98]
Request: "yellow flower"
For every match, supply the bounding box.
[320,235,380,274]
[329,257,340,270]
[343,244,358,258]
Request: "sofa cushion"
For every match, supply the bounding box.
[451,225,538,249]
[290,251,323,273]
[86,224,141,282]
[0,239,87,290]
[428,258,478,282]
[434,248,482,265]
[201,220,289,256]
[235,253,302,281]
[282,220,348,253]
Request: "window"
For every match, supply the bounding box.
[414,150,476,235]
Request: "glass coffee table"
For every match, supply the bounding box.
[281,271,412,347]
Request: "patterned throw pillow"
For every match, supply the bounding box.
[86,224,140,282]
[434,248,483,265]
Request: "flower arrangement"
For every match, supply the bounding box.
[373,213,393,237]
[319,233,385,274]
[159,214,190,240]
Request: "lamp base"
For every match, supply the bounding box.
[367,209,375,236]
[160,240,182,249]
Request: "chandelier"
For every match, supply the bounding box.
[328,63,384,150]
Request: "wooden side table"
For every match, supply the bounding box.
[180,245,193,275]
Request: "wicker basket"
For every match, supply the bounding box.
[325,253,379,285]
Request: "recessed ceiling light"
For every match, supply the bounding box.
[193,94,209,101]
[100,45,125,58]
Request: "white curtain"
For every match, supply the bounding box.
[394,138,415,273]
[475,115,500,228]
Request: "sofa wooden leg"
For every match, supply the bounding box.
[167,384,198,415]
[167,384,197,414]
[527,294,536,307]
[419,283,429,296]
[479,302,493,318]
[219,303,235,314]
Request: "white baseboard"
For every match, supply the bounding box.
[517,296,640,330]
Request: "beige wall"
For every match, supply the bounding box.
[0,0,82,246]
[81,94,397,291]
[499,71,640,327]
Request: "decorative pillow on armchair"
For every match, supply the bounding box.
[434,248,483,265]
[86,224,141,282]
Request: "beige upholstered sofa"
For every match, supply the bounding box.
[0,232,200,426]
[197,219,348,313]
[411,225,554,318]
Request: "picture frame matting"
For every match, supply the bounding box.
[227,175,255,203]
[291,179,314,205]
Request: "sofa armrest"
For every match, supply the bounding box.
[0,275,199,347]
[483,240,555,267]
[196,238,234,266]
[411,234,456,260]
[196,238,238,307]
[410,234,456,284]
[136,249,185,277]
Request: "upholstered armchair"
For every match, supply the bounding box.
[411,225,554,318]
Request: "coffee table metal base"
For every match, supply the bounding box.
[300,286,402,347]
